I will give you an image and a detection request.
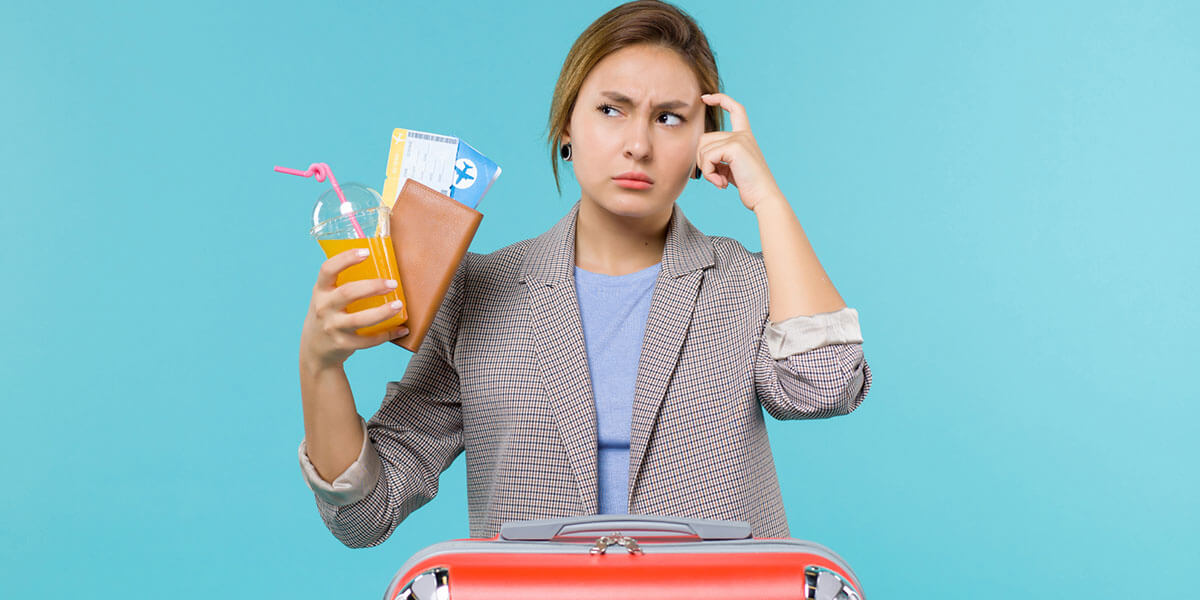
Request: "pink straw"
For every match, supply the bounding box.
[274,162,366,238]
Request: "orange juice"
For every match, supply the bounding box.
[318,236,408,336]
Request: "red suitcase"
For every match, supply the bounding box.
[383,515,865,600]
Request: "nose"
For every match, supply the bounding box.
[622,118,651,162]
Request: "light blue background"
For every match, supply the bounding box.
[2,1,1196,597]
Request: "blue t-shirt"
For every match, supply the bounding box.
[573,261,661,514]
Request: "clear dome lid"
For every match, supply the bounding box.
[309,183,387,239]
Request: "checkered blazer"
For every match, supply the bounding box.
[299,202,872,546]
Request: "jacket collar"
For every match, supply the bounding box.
[519,201,715,286]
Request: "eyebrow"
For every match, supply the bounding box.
[600,90,690,111]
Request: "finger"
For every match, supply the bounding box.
[345,325,411,351]
[373,326,411,344]
[697,138,733,187]
[712,163,734,189]
[360,326,412,349]
[696,131,731,161]
[700,160,728,188]
[316,248,370,291]
[704,169,728,188]
[696,132,726,181]
[340,298,405,331]
[697,130,732,146]
[701,93,750,132]
[330,278,399,311]
[698,135,735,161]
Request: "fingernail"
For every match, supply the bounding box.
[357,249,369,257]
[390,300,403,309]
[385,279,398,288]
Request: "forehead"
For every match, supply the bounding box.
[579,44,700,101]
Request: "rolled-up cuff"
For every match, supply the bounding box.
[297,415,382,507]
[764,307,863,359]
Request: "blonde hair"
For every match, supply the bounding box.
[547,0,724,194]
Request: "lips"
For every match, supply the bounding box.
[614,171,654,184]
[613,171,654,190]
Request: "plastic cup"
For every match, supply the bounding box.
[309,183,408,336]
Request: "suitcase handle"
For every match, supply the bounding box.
[499,514,753,542]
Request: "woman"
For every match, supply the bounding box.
[297,0,872,547]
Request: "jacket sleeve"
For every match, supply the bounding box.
[296,261,468,548]
[753,306,873,420]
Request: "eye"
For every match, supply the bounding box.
[659,112,685,126]
[597,103,620,117]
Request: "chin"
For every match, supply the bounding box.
[588,186,676,220]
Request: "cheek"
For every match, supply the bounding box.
[573,128,620,176]
[668,138,700,171]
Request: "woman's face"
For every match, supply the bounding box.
[565,43,706,221]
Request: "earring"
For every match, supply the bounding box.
[691,165,702,180]
[560,143,572,161]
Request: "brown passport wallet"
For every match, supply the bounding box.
[387,179,483,352]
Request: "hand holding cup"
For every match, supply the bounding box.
[300,248,409,371]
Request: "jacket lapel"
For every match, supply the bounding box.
[519,204,599,514]
[627,206,714,499]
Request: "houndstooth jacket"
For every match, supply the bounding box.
[298,201,872,547]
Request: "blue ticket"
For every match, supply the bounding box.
[449,139,501,209]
